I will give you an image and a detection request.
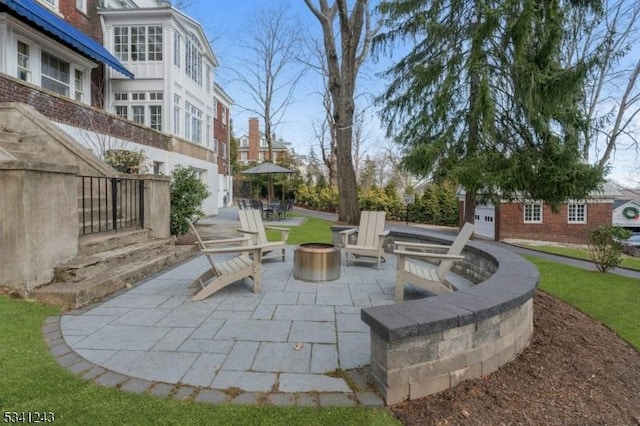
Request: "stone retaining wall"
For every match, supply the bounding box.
[331,225,538,405]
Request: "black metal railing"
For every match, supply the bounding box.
[79,176,145,235]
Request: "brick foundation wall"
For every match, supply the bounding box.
[0,75,170,150]
[499,202,613,244]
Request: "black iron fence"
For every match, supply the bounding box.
[78,176,145,235]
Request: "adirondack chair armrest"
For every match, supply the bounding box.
[201,244,265,255]
[393,250,465,261]
[237,228,259,235]
[264,226,290,242]
[264,225,289,231]
[340,228,358,246]
[394,241,452,251]
[200,237,251,246]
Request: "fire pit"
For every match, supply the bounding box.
[294,243,341,282]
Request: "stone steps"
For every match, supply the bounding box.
[31,245,195,309]
[54,238,174,283]
[79,229,150,256]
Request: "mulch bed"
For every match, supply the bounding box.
[390,291,640,425]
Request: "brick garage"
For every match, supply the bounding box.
[498,202,613,244]
[458,187,618,244]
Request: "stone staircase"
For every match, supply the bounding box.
[31,229,196,310]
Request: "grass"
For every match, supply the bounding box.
[528,256,640,350]
[0,295,398,425]
[521,244,640,271]
[266,214,334,245]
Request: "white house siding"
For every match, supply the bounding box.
[99,2,220,216]
[57,123,219,216]
[613,200,640,229]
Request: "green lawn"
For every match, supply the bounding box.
[266,214,334,245]
[0,295,397,425]
[522,244,640,271]
[528,256,640,350]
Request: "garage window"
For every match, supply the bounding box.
[524,203,542,223]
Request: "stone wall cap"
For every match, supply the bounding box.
[360,228,538,342]
[0,160,79,174]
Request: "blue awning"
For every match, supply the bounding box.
[1,0,134,78]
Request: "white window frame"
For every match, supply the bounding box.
[74,69,84,102]
[240,137,248,148]
[221,106,227,126]
[524,202,543,224]
[149,105,162,131]
[240,152,248,163]
[185,32,202,85]
[174,31,181,68]
[568,202,587,224]
[132,105,145,125]
[185,102,203,143]
[173,95,181,135]
[17,40,31,82]
[41,51,70,97]
[114,25,163,62]
[75,0,87,14]
[206,115,212,147]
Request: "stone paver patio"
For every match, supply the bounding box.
[57,247,407,403]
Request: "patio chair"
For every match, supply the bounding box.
[238,208,290,261]
[394,222,475,302]
[340,211,390,269]
[187,219,263,301]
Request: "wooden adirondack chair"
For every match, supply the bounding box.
[340,211,390,269]
[394,222,475,302]
[238,208,290,261]
[187,219,263,301]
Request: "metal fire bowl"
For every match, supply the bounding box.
[294,243,341,282]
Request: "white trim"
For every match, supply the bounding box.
[567,202,587,224]
[524,202,543,224]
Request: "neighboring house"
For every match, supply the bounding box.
[213,83,233,207]
[0,0,226,216]
[237,117,292,165]
[457,183,620,243]
[613,199,640,231]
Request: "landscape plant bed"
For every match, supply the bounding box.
[389,291,640,425]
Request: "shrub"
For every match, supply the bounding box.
[105,149,148,174]
[170,166,211,235]
[587,225,631,272]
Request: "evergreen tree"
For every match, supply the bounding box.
[375,0,605,217]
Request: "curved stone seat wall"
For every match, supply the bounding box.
[331,225,539,405]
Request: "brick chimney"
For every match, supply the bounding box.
[248,117,260,162]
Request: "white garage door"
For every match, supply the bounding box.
[474,204,495,240]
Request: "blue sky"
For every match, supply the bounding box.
[183,0,390,159]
